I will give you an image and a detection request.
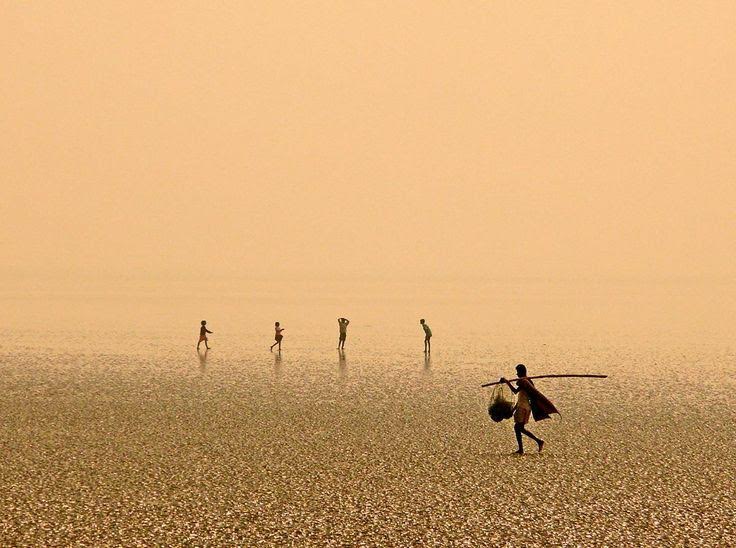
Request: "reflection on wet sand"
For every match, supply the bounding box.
[273,349,282,376]
[3,339,731,546]
[197,348,208,372]
[338,349,347,379]
[1,284,734,546]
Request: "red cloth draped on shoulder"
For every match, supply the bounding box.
[518,378,560,421]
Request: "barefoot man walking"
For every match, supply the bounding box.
[501,364,559,454]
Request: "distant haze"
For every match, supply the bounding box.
[2,2,735,283]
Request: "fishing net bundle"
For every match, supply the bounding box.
[487,384,515,422]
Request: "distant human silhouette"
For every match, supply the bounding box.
[270,322,285,352]
[420,319,432,353]
[501,364,559,455]
[198,320,213,350]
[337,317,350,349]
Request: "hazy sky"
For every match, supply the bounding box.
[2,2,734,282]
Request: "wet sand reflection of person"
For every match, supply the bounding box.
[197,348,208,372]
[338,348,347,378]
[273,349,283,375]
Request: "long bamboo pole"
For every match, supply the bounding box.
[481,374,608,388]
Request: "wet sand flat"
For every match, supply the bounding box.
[1,338,734,546]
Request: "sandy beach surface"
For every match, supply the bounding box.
[1,281,734,546]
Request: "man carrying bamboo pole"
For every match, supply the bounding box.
[501,364,559,454]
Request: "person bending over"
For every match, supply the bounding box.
[420,319,432,353]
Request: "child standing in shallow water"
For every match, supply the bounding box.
[270,322,284,352]
[337,317,350,349]
[198,320,213,350]
[420,319,432,353]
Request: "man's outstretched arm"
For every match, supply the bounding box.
[500,378,519,394]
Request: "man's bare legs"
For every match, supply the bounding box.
[514,423,544,454]
[424,337,431,353]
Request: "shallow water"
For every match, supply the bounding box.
[1,280,734,545]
